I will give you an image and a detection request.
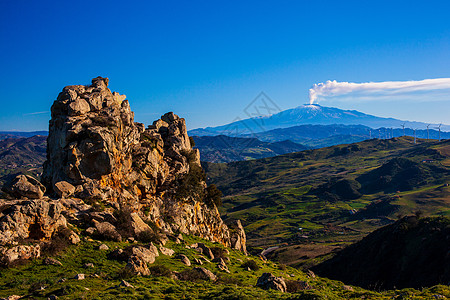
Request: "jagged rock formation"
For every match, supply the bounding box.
[0,77,246,257]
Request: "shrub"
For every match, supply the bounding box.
[211,247,228,260]
[217,275,242,285]
[175,164,206,201]
[241,260,259,271]
[41,226,72,256]
[205,184,222,208]
[178,269,204,281]
[189,136,196,147]
[285,280,311,293]
[149,265,173,277]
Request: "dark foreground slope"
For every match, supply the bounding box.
[313,216,450,290]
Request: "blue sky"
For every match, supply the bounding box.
[1,0,450,131]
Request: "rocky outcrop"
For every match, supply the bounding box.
[40,77,242,248]
[0,77,246,264]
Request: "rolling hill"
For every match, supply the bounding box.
[204,137,450,268]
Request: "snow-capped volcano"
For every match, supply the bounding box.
[189,104,448,136]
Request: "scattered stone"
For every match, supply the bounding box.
[307,270,316,278]
[74,274,85,280]
[53,181,75,198]
[177,254,191,266]
[198,255,211,264]
[3,174,45,199]
[343,285,354,291]
[57,278,66,283]
[159,246,175,256]
[83,263,94,268]
[85,227,96,235]
[256,273,287,292]
[43,257,62,266]
[119,280,134,288]
[197,243,214,260]
[68,231,81,244]
[99,244,109,251]
[48,295,58,300]
[217,261,230,273]
[2,296,22,300]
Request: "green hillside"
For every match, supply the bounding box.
[0,233,448,299]
[204,137,450,267]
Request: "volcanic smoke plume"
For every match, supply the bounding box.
[309,78,450,104]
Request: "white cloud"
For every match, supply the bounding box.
[309,78,450,104]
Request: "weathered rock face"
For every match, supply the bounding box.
[0,200,67,245]
[39,77,243,249]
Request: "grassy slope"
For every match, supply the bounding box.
[0,234,448,299]
[204,137,450,266]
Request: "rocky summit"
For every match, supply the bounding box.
[0,77,246,266]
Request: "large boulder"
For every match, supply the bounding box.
[53,181,75,198]
[3,175,45,199]
[93,221,122,242]
[130,245,158,264]
[256,273,287,292]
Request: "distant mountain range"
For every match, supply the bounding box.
[192,135,307,163]
[246,124,450,148]
[189,104,450,136]
[0,131,48,139]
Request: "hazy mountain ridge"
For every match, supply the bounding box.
[189,104,450,136]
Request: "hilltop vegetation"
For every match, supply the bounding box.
[204,137,450,267]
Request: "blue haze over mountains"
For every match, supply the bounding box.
[189,104,450,136]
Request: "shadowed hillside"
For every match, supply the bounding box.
[312,216,450,290]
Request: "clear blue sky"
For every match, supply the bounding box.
[1,0,450,131]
